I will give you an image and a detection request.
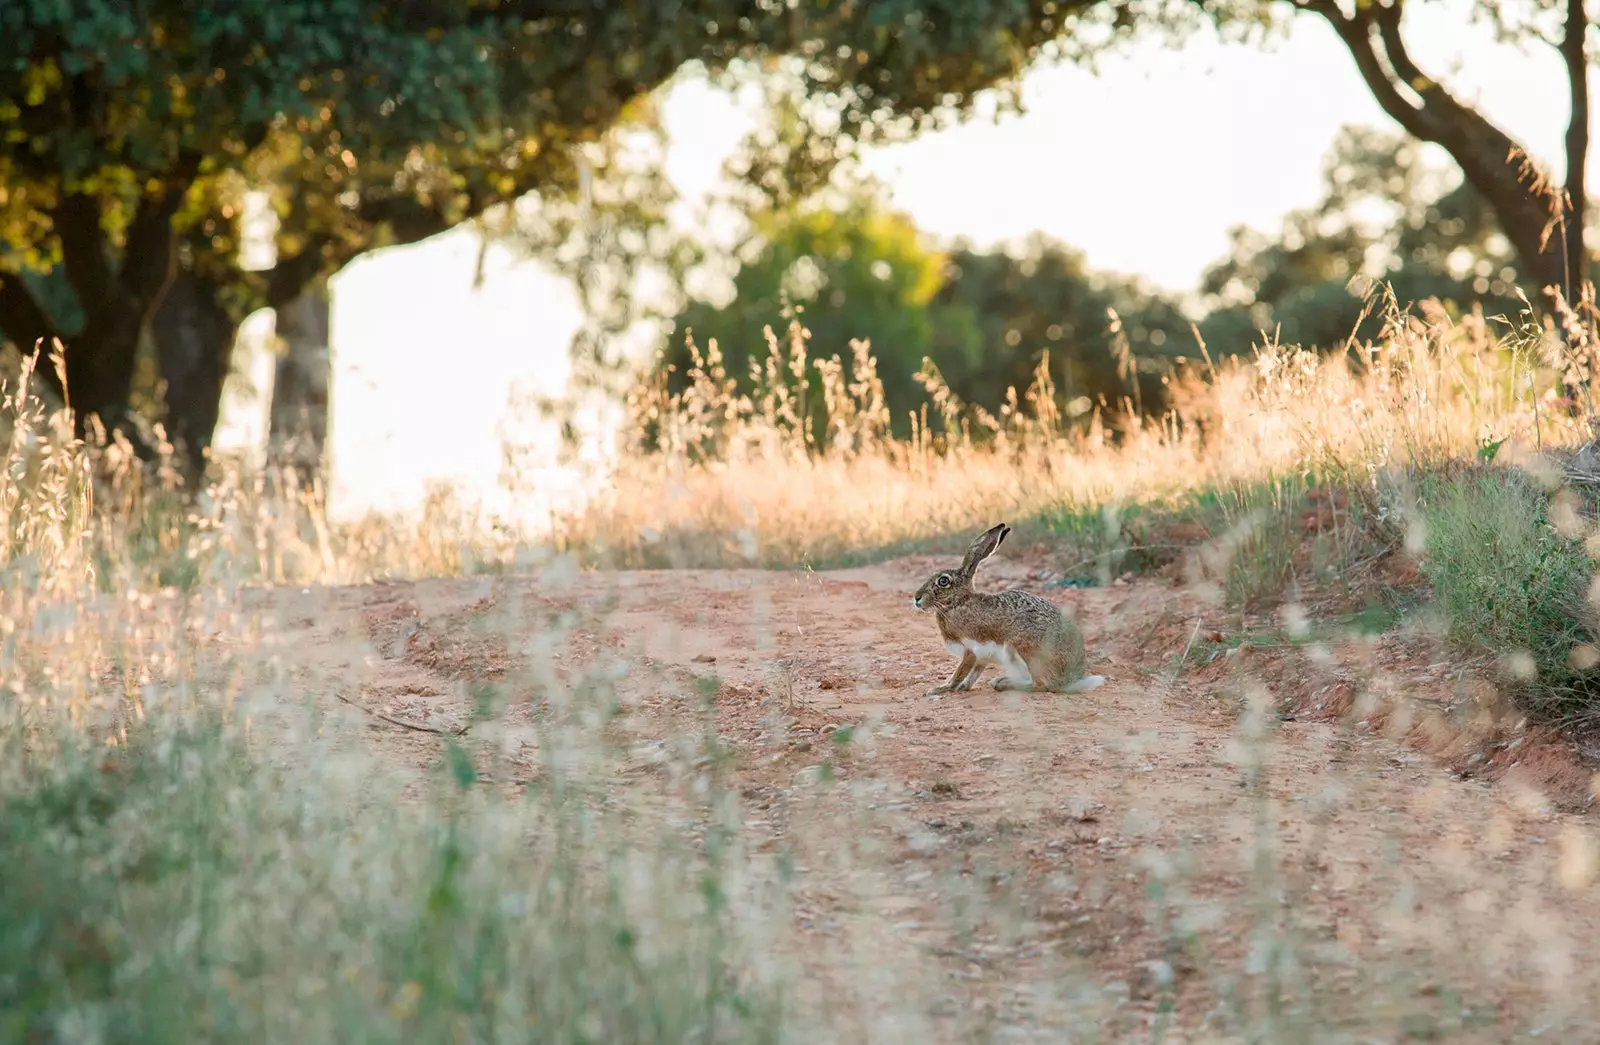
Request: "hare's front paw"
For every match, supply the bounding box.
[927,683,954,696]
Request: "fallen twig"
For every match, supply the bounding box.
[334,692,470,737]
[474,774,532,786]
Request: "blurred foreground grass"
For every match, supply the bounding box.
[4,289,1600,1041]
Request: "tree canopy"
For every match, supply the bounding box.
[1,0,1591,472]
[659,185,1189,435]
[0,0,1075,464]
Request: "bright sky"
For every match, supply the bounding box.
[215,1,1600,525]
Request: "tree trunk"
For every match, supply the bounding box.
[62,303,149,446]
[0,274,146,446]
[1560,0,1590,304]
[268,283,332,489]
[150,268,239,482]
[1311,0,1589,317]
[1,181,195,456]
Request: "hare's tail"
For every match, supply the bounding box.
[1064,674,1105,694]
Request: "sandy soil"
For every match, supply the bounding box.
[220,552,1600,1042]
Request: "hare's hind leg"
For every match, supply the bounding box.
[1017,626,1092,693]
[997,641,1088,693]
[989,644,1037,692]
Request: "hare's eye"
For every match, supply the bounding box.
[936,574,950,587]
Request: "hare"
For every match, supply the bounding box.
[912,522,1104,696]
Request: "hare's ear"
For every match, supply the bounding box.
[959,523,1011,579]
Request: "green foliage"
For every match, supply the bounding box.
[666,189,967,432]
[1418,469,1600,723]
[0,1,750,313]
[933,234,1189,415]
[662,192,1195,435]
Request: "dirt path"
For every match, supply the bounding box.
[222,556,1600,1042]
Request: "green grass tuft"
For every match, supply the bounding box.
[1417,467,1600,723]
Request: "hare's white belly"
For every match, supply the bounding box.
[946,639,1033,684]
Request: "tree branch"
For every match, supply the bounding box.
[121,151,204,309]
[267,174,521,307]
[1369,3,1427,90]
[1368,2,1526,168]
[64,69,101,140]
[1298,0,1441,142]
[355,192,458,245]
[255,0,641,316]
[259,0,630,319]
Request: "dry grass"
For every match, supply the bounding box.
[4,288,1600,1041]
[0,349,788,1042]
[566,300,1589,571]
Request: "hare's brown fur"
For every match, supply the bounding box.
[912,523,1102,696]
